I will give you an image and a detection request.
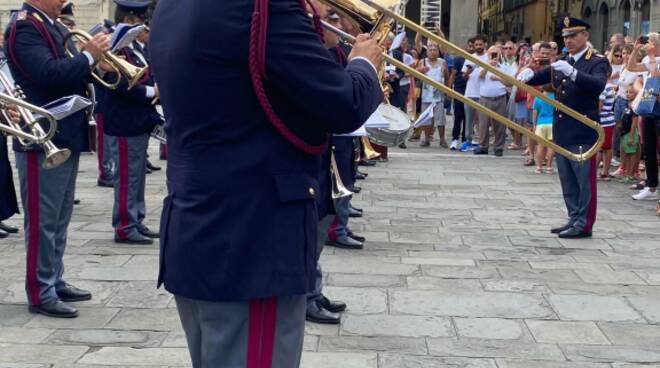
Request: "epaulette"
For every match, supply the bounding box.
[585,48,593,60]
[15,10,28,21]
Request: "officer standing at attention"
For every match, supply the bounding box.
[4,0,110,317]
[103,0,160,245]
[518,17,609,239]
[149,0,383,366]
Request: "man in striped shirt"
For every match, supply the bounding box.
[598,66,616,180]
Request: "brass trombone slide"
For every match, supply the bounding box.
[351,0,604,162]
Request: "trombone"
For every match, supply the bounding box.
[330,148,354,199]
[0,72,71,169]
[319,0,604,162]
[63,29,148,91]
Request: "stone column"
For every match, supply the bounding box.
[449,0,479,46]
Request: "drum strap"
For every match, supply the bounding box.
[249,0,328,155]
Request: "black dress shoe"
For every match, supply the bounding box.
[306,301,340,324]
[474,149,488,155]
[348,208,363,218]
[138,225,160,239]
[57,283,92,302]
[356,170,368,178]
[558,227,592,239]
[352,186,362,194]
[318,295,346,313]
[97,178,114,188]
[398,142,407,149]
[325,236,363,249]
[550,223,572,234]
[0,222,18,234]
[350,206,363,213]
[0,229,7,239]
[356,173,367,180]
[114,234,154,245]
[146,167,153,175]
[73,199,81,205]
[146,160,161,171]
[494,149,503,157]
[29,301,78,318]
[347,232,366,242]
[358,160,377,166]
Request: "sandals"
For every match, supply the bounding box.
[535,167,542,174]
[507,143,521,150]
[524,159,536,167]
[546,168,554,174]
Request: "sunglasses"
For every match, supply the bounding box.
[613,54,623,57]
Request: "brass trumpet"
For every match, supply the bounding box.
[64,29,148,90]
[320,0,605,162]
[0,72,71,169]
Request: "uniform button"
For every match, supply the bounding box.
[558,114,563,118]
[309,187,316,196]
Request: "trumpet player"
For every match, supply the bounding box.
[4,0,110,318]
[103,0,161,245]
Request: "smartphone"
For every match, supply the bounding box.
[639,35,649,45]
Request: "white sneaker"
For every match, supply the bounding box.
[450,140,459,150]
[632,187,658,200]
[611,158,620,167]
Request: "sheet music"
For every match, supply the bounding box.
[413,102,435,128]
[37,95,93,121]
[111,24,145,52]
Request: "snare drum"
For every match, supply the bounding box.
[366,103,412,147]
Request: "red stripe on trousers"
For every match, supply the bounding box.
[584,156,598,233]
[116,137,130,239]
[26,152,40,305]
[327,216,339,241]
[246,297,278,368]
[96,114,105,180]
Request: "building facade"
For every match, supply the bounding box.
[582,0,657,51]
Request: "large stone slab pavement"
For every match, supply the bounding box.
[1,137,659,367]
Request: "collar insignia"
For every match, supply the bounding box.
[16,10,27,21]
[564,17,570,27]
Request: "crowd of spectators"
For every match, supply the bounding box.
[382,28,660,217]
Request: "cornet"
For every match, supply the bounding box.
[63,29,148,90]
[0,71,71,169]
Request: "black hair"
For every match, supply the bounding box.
[539,42,552,50]
[473,35,487,43]
[114,7,146,24]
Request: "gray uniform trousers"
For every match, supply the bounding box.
[15,151,79,306]
[308,215,333,302]
[175,294,306,368]
[478,95,508,151]
[112,134,149,239]
[555,144,598,233]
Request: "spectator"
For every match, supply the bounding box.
[417,42,449,148]
[532,84,556,173]
[627,33,660,206]
[474,46,510,157]
[460,34,488,152]
[598,66,616,180]
[449,39,472,150]
[510,44,531,150]
[619,84,641,184]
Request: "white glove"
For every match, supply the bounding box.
[517,68,534,83]
[552,60,576,80]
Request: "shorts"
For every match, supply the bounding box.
[535,124,553,141]
[622,132,639,154]
[421,102,446,127]
[601,125,615,150]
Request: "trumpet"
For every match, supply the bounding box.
[0,72,71,169]
[319,0,605,162]
[63,29,148,90]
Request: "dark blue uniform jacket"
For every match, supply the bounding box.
[528,49,609,147]
[3,3,91,153]
[149,0,383,301]
[102,46,160,137]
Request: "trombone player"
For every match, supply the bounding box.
[150,0,383,366]
[518,17,609,239]
[4,0,110,318]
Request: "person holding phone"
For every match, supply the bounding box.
[475,46,512,157]
[626,33,660,213]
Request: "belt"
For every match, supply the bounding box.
[480,95,507,101]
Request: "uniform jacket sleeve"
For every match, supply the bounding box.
[527,67,551,86]
[11,21,91,88]
[574,58,608,96]
[109,75,151,104]
[264,7,383,134]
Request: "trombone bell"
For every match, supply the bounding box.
[330,150,354,199]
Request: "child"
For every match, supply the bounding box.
[532,84,555,173]
[619,84,641,184]
[598,68,617,180]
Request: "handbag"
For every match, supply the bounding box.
[634,76,660,117]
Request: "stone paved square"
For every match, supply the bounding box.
[1,137,659,367]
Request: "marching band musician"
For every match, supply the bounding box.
[103,0,160,245]
[96,19,117,188]
[150,0,383,366]
[518,17,609,239]
[4,0,110,317]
